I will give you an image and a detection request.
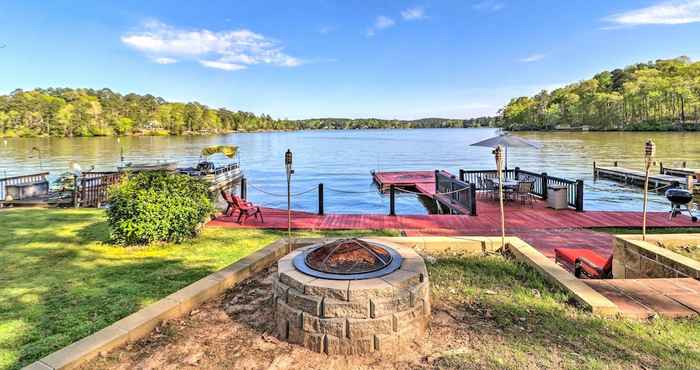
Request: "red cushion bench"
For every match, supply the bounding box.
[554,248,613,279]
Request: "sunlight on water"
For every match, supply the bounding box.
[1,128,699,213]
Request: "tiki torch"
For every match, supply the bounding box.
[285,149,294,250]
[642,139,655,240]
[493,145,506,250]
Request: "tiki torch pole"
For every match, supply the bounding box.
[285,149,294,250]
[642,139,655,241]
[494,145,506,250]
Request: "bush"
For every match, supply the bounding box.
[107,171,214,245]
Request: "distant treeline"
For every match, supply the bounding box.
[292,117,499,130]
[502,56,700,131]
[0,87,498,137]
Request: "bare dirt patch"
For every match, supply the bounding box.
[81,265,458,370]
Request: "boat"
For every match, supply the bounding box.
[117,161,178,172]
[177,145,243,190]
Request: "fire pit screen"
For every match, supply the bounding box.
[293,238,402,280]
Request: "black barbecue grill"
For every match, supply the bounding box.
[665,188,698,222]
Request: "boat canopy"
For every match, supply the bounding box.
[201,145,238,158]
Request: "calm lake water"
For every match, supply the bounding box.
[2,128,699,214]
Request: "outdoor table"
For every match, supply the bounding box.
[492,179,519,189]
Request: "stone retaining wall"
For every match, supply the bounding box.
[613,235,700,279]
[273,243,430,355]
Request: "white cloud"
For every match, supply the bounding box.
[401,7,426,21]
[605,0,700,26]
[473,1,504,12]
[367,16,396,36]
[375,16,396,29]
[199,60,246,71]
[121,20,300,71]
[518,53,545,63]
[153,57,177,64]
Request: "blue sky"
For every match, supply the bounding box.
[1,1,700,119]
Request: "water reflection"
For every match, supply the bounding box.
[1,129,699,213]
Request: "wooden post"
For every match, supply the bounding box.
[659,162,664,175]
[318,183,324,215]
[73,175,79,208]
[541,172,549,200]
[459,169,465,182]
[469,183,477,216]
[240,177,247,199]
[434,170,440,194]
[683,161,687,168]
[514,167,520,180]
[593,161,597,180]
[614,161,618,167]
[389,184,396,216]
[575,180,584,212]
[642,163,651,240]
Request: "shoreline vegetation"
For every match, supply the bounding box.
[0,87,497,138]
[502,56,700,132]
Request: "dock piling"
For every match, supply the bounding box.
[389,184,396,216]
[318,183,324,215]
[240,177,247,200]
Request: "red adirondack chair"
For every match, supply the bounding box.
[554,248,613,279]
[231,195,264,224]
[220,191,264,224]
[221,190,235,216]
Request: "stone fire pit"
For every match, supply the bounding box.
[272,238,430,355]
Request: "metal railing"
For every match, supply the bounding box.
[435,170,477,216]
[0,172,49,200]
[459,167,584,211]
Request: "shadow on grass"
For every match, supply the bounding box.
[428,255,700,369]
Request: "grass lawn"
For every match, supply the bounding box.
[0,208,397,370]
[428,254,700,369]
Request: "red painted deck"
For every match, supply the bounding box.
[209,169,699,258]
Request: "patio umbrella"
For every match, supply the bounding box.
[470,133,542,170]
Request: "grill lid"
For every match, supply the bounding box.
[665,188,693,205]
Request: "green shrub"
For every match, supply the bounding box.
[107,171,214,245]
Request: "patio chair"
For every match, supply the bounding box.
[514,181,534,206]
[231,195,264,224]
[220,190,237,216]
[554,248,613,279]
[483,178,498,201]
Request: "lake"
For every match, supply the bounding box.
[2,128,699,214]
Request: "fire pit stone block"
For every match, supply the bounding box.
[304,279,350,300]
[323,298,370,319]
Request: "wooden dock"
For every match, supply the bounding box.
[594,164,699,193]
[660,165,699,179]
[371,170,477,215]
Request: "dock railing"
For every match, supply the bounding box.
[0,172,49,201]
[459,167,584,211]
[435,170,477,216]
[77,172,123,207]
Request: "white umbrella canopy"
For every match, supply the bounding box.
[470,133,542,169]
